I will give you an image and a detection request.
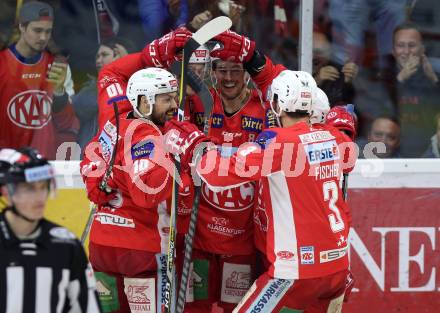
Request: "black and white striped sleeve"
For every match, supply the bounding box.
[65,242,102,313]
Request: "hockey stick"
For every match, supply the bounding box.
[80,99,121,244]
[169,64,214,313]
[164,16,232,313]
[342,173,348,201]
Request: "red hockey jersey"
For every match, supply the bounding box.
[81,116,192,252]
[97,53,147,130]
[197,122,357,279]
[187,88,277,255]
[0,47,76,159]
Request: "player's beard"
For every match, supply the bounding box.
[220,79,246,101]
[151,107,176,126]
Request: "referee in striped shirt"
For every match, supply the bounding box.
[0,147,101,313]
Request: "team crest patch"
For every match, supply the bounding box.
[300,246,315,264]
[255,130,277,149]
[304,140,340,165]
[241,115,263,132]
[131,141,155,160]
[49,227,76,240]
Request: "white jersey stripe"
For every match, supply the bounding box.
[6,267,24,313]
[269,172,299,279]
[36,267,53,313]
[56,269,70,313]
[157,200,170,254]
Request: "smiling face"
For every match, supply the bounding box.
[19,20,53,53]
[368,118,401,157]
[213,60,247,100]
[393,28,424,68]
[3,181,50,221]
[149,92,179,126]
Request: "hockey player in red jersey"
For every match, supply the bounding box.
[97,27,192,130]
[165,69,358,312]
[80,66,207,313]
[169,55,278,312]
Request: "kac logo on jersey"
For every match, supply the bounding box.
[300,246,315,264]
[305,140,340,165]
[131,141,155,160]
[241,116,263,132]
[202,182,254,211]
[7,90,52,129]
[211,113,224,128]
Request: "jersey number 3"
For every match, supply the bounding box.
[323,181,345,233]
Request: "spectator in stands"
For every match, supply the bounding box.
[328,0,407,69]
[361,116,401,158]
[422,113,440,158]
[138,0,188,42]
[381,22,440,157]
[0,1,78,160]
[73,37,134,152]
[312,31,358,106]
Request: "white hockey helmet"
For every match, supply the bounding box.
[268,70,315,117]
[126,67,178,117]
[310,87,330,124]
[189,45,210,64]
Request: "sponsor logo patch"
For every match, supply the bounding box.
[276,250,295,261]
[298,131,335,144]
[319,246,348,263]
[24,165,53,182]
[131,141,155,160]
[194,49,207,57]
[221,263,251,303]
[194,112,204,127]
[265,109,277,128]
[95,213,135,228]
[211,113,224,128]
[242,115,263,132]
[300,246,315,264]
[305,140,340,165]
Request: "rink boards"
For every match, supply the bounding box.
[49,159,440,312]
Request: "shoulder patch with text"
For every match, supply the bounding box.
[131,141,155,160]
[241,115,263,132]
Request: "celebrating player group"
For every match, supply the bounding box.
[79,17,358,313]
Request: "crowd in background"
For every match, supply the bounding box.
[0,0,439,159]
